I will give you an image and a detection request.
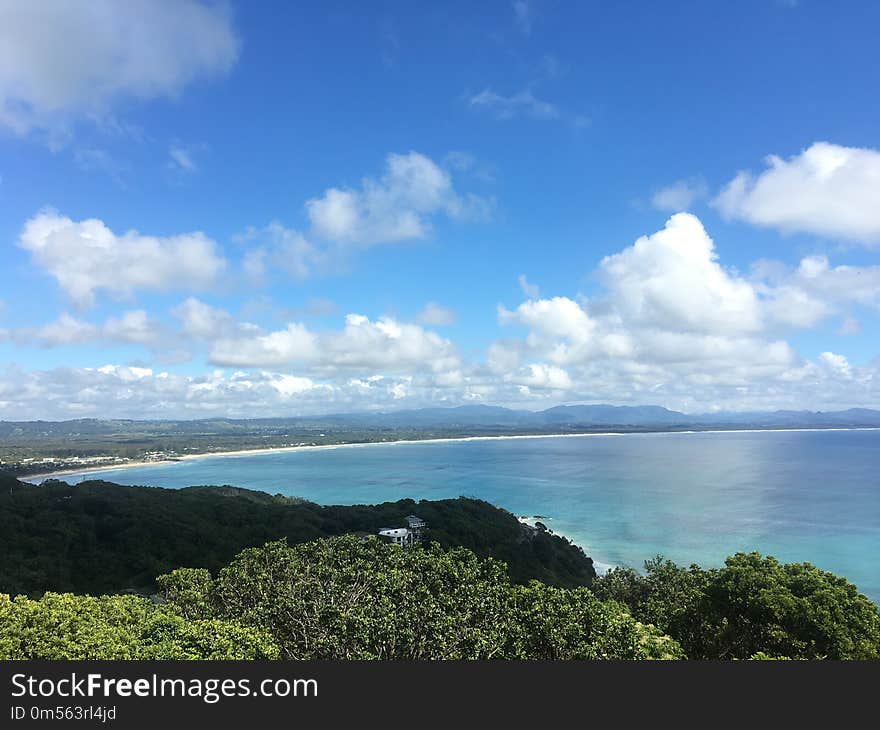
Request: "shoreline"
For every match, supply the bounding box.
[23,425,880,482]
[517,515,615,575]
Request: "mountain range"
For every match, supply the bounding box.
[2,404,880,439]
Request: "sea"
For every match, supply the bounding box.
[42,429,880,604]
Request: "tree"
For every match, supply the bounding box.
[160,536,680,660]
[156,568,213,620]
[705,553,880,660]
[592,552,880,660]
[0,592,277,660]
[506,581,684,660]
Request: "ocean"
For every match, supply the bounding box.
[44,429,880,603]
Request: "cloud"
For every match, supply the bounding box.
[467,87,589,128]
[650,177,708,211]
[3,343,878,421]
[298,298,337,318]
[507,363,573,391]
[378,18,400,68]
[468,88,559,121]
[5,212,880,418]
[0,365,326,420]
[210,314,460,375]
[753,254,880,329]
[30,313,98,346]
[96,364,155,381]
[168,143,198,174]
[101,310,165,345]
[0,363,498,420]
[0,0,239,137]
[417,302,456,327]
[493,214,805,402]
[210,323,318,368]
[238,222,320,282]
[444,151,474,171]
[518,274,540,299]
[306,151,489,245]
[21,310,164,347]
[172,297,235,340]
[599,213,763,335]
[487,214,880,411]
[236,152,489,283]
[713,142,880,245]
[500,296,597,351]
[73,148,127,186]
[818,351,852,378]
[838,316,862,336]
[513,1,533,36]
[18,209,227,307]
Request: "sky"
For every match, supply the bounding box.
[1,0,880,420]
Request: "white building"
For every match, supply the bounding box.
[378,527,413,547]
[377,515,427,547]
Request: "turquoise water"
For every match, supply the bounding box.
[50,430,880,603]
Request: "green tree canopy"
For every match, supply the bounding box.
[160,536,679,660]
[592,552,880,660]
[0,592,277,660]
[0,480,595,596]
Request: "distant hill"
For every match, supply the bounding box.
[539,404,689,425]
[2,404,879,438]
[0,475,596,596]
[691,408,880,428]
[3,405,879,477]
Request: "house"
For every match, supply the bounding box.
[377,515,427,547]
[378,527,414,547]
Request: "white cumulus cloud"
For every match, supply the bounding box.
[172,297,235,340]
[599,213,763,335]
[0,0,239,137]
[18,209,227,307]
[101,310,165,345]
[19,310,165,348]
[493,214,806,403]
[210,314,459,375]
[713,142,880,245]
[31,313,99,346]
[211,323,318,369]
[306,152,488,246]
[506,363,573,391]
[753,254,880,329]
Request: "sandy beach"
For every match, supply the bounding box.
[25,431,628,480]
[24,426,880,482]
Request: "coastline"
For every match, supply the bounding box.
[26,431,628,480]
[23,425,880,482]
[517,515,615,575]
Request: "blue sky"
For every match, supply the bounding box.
[1,0,879,419]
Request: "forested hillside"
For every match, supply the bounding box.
[0,473,595,595]
[3,472,878,660]
[3,536,878,660]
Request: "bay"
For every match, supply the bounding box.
[49,429,880,603]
